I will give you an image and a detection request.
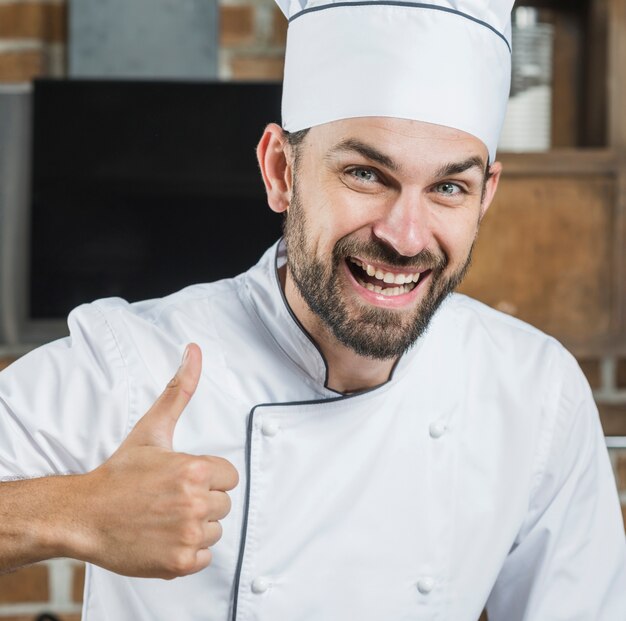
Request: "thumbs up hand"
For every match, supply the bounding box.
[72,344,239,579]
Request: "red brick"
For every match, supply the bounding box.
[0,49,45,82]
[272,7,288,46]
[230,55,284,80]
[0,609,81,621]
[0,357,17,371]
[597,402,626,436]
[72,562,86,603]
[0,563,49,604]
[617,358,626,389]
[577,358,602,390]
[0,2,67,42]
[220,5,255,46]
[617,455,626,493]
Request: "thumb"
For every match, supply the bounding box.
[126,343,202,449]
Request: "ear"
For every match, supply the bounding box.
[257,123,293,214]
[479,161,502,222]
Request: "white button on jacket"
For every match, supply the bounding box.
[261,420,279,437]
[251,578,270,594]
[417,577,435,595]
[428,421,446,439]
[0,240,625,621]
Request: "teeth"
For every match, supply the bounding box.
[357,278,415,297]
[350,257,421,286]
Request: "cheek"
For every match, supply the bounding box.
[432,210,481,263]
[320,192,382,241]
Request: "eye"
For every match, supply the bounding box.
[434,182,463,196]
[347,167,380,184]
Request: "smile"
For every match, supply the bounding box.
[346,257,429,298]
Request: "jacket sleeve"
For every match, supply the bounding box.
[486,351,626,621]
[0,302,131,480]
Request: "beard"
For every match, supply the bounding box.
[282,182,475,360]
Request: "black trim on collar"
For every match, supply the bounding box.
[288,1,512,53]
[273,242,334,390]
[272,239,402,393]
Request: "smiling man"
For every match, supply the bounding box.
[1,0,625,620]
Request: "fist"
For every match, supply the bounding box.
[79,344,239,579]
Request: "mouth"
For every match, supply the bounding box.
[345,256,432,298]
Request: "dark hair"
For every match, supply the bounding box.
[283,128,310,169]
[283,127,310,150]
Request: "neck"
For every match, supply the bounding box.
[280,266,397,394]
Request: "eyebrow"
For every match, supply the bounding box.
[434,156,486,179]
[326,139,400,172]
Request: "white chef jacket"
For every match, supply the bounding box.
[0,240,624,621]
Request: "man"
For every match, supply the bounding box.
[1,0,625,619]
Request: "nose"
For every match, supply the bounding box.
[371,191,432,257]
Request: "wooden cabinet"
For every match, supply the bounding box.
[458,0,626,358]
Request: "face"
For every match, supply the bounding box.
[272,118,500,360]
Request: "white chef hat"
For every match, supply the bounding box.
[276,0,515,161]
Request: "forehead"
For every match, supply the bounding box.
[306,117,489,170]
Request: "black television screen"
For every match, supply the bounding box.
[30,79,284,319]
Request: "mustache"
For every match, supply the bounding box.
[333,237,448,272]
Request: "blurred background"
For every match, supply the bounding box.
[0,0,625,619]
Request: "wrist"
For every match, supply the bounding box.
[35,473,98,562]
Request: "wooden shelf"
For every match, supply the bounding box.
[498,149,619,176]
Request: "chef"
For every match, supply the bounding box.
[1,0,625,619]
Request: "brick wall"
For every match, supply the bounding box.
[219,0,287,80]
[0,0,287,83]
[0,560,83,621]
[0,0,67,83]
